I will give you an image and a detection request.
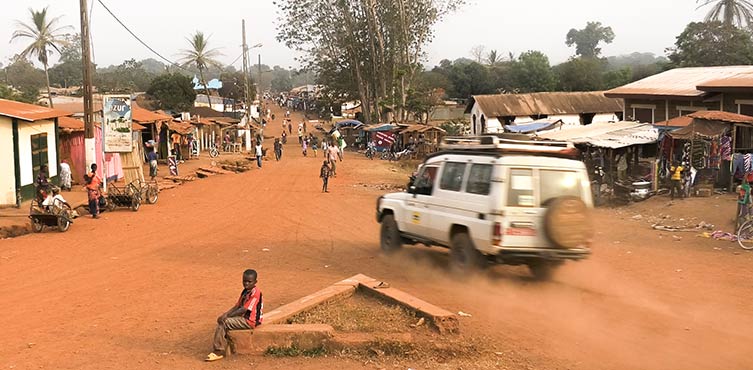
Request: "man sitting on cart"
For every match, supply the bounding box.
[42,186,68,212]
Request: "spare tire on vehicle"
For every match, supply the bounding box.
[543,196,593,249]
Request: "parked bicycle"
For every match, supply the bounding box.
[132,179,159,204]
[208,142,219,158]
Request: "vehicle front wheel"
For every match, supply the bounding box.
[57,213,71,232]
[380,214,402,254]
[450,232,486,274]
[527,261,562,280]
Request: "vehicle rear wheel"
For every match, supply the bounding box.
[528,261,562,280]
[380,214,402,254]
[450,232,486,274]
[146,187,158,204]
[31,218,43,233]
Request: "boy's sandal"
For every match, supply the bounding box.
[205,352,224,362]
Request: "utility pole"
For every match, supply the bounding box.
[241,20,251,120]
[241,20,253,150]
[80,0,96,169]
[258,54,262,101]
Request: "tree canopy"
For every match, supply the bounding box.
[146,72,196,112]
[667,21,753,67]
[565,21,615,58]
[697,0,753,28]
[277,0,465,123]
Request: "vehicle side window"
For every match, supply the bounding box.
[414,166,438,195]
[466,164,492,195]
[439,162,467,192]
[540,170,581,205]
[507,168,535,207]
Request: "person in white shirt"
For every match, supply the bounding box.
[255,141,263,169]
[42,187,68,211]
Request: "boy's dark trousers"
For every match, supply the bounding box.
[670,179,682,200]
[322,177,329,192]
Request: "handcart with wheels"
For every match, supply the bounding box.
[29,198,74,232]
[104,182,141,212]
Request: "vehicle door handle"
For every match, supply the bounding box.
[523,211,538,215]
[511,222,535,228]
[407,202,416,206]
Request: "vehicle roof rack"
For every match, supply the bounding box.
[440,135,578,158]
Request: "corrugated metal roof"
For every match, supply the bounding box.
[0,99,72,122]
[605,66,753,98]
[132,103,172,123]
[469,91,623,117]
[58,116,84,131]
[537,121,658,149]
[655,116,693,128]
[687,110,753,124]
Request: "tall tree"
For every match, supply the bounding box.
[470,45,487,64]
[697,0,753,28]
[555,57,605,91]
[667,21,753,67]
[49,33,83,88]
[510,51,557,92]
[277,0,465,123]
[10,7,71,107]
[565,21,615,58]
[147,73,196,112]
[5,56,46,103]
[178,31,222,107]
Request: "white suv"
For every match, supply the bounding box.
[376,135,594,279]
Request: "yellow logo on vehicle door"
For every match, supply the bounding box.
[412,212,421,224]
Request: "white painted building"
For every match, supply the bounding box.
[0,99,70,206]
[465,92,624,134]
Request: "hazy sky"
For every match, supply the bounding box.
[1,0,708,70]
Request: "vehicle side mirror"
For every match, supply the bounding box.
[408,185,417,194]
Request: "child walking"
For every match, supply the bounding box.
[320,160,331,193]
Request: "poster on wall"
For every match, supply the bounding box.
[103,95,132,153]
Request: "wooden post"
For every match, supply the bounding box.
[80,0,96,169]
[731,124,738,193]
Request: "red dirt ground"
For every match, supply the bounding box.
[1,105,752,370]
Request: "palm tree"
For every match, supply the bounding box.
[486,50,500,66]
[178,31,222,107]
[697,0,753,28]
[11,7,70,107]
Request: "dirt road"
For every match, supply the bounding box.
[1,106,752,370]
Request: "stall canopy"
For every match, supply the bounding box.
[504,119,562,134]
[335,119,364,129]
[363,123,400,132]
[668,111,753,139]
[537,121,659,149]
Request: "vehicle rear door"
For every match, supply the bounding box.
[501,168,541,248]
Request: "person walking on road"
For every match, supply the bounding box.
[205,269,263,362]
[84,163,102,219]
[287,121,292,135]
[255,140,263,169]
[273,138,282,161]
[310,134,318,157]
[327,142,339,177]
[302,137,308,157]
[320,160,331,193]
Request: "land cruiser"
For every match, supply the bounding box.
[376,135,594,279]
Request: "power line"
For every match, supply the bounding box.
[95,0,188,71]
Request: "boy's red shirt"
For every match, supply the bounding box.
[236,287,263,328]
